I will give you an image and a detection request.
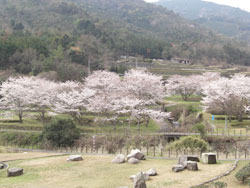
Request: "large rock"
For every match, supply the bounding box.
[7,168,23,177]
[172,165,185,173]
[66,155,83,162]
[112,154,125,164]
[202,153,217,164]
[0,163,4,169]
[128,158,140,164]
[178,155,200,167]
[146,168,157,176]
[130,173,150,181]
[127,149,145,160]
[186,161,198,171]
[133,172,147,188]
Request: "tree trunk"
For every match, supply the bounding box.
[18,112,23,123]
[146,118,150,128]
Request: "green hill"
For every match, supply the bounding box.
[156,0,250,41]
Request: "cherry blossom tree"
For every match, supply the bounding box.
[0,77,33,123]
[52,81,95,123]
[118,69,170,130]
[25,78,58,121]
[0,77,60,122]
[165,72,221,100]
[84,70,122,130]
[202,74,250,122]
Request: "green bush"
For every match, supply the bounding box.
[192,123,206,138]
[0,132,42,147]
[167,136,208,153]
[235,162,250,184]
[42,117,80,147]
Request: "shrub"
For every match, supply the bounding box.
[235,162,250,184]
[42,117,80,147]
[0,132,42,147]
[192,123,206,139]
[167,136,208,153]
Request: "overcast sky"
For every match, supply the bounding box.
[144,0,250,12]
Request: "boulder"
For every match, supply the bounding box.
[112,154,125,164]
[0,163,4,169]
[66,155,83,162]
[186,161,198,171]
[133,172,147,188]
[143,172,150,181]
[127,149,145,160]
[178,155,200,167]
[172,165,185,173]
[146,168,157,176]
[130,175,136,181]
[130,173,150,181]
[202,153,217,164]
[128,158,140,164]
[7,168,23,177]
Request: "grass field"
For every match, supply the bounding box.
[0,152,240,188]
[219,160,250,188]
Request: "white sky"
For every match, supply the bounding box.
[144,0,250,12]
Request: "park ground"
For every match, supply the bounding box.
[0,150,249,188]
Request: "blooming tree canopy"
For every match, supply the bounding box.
[52,81,95,123]
[202,74,250,121]
[165,72,221,100]
[0,77,35,122]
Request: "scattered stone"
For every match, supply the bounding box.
[172,165,185,173]
[146,168,157,176]
[128,158,140,164]
[66,155,83,162]
[112,154,125,164]
[0,163,4,169]
[178,155,200,167]
[186,161,198,171]
[143,172,150,181]
[133,172,147,188]
[202,153,217,164]
[127,149,145,160]
[130,175,136,181]
[130,173,150,182]
[7,167,23,177]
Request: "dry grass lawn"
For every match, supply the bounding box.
[0,151,65,162]
[219,160,250,188]
[0,153,237,188]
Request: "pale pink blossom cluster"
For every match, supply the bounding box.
[0,70,171,124]
[201,74,250,121]
[165,72,221,100]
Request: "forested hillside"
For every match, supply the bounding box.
[156,0,250,41]
[1,0,250,81]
